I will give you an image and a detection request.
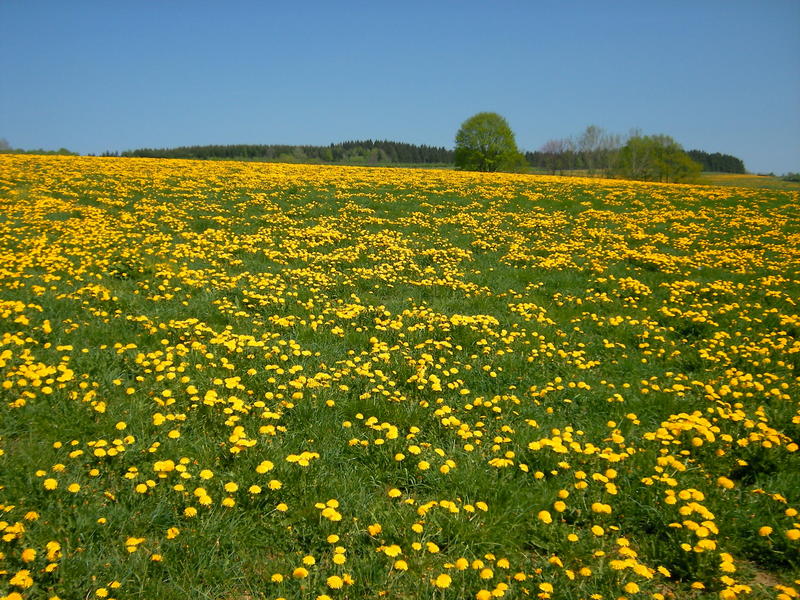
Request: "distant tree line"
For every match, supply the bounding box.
[614,134,702,183]
[526,125,624,177]
[1,128,754,183]
[685,150,745,173]
[119,140,454,165]
[451,116,707,182]
[526,126,747,183]
[0,138,77,156]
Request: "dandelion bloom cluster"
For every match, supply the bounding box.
[0,154,797,599]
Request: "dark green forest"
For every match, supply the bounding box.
[116,140,454,165]
[685,150,745,173]
[0,147,77,156]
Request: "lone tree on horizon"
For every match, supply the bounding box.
[454,112,524,172]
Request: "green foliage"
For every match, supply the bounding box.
[615,134,702,183]
[0,146,77,156]
[454,112,525,172]
[686,149,746,174]
[121,140,454,166]
[528,128,748,183]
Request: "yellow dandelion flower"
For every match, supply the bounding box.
[256,460,274,473]
[383,544,402,557]
[20,548,36,563]
[717,476,734,490]
[623,581,640,594]
[433,573,451,588]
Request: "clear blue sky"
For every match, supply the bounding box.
[2,0,798,174]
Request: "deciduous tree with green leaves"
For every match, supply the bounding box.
[615,134,701,183]
[454,112,525,172]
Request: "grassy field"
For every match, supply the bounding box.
[0,154,798,600]
[525,171,800,192]
[699,173,800,191]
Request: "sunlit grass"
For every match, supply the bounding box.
[700,172,800,191]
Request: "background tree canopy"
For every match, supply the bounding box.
[615,134,702,183]
[686,150,745,174]
[454,112,525,172]
[119,140,453,165]
[105,124,748,181]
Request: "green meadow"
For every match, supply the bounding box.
[0,154,798,600]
